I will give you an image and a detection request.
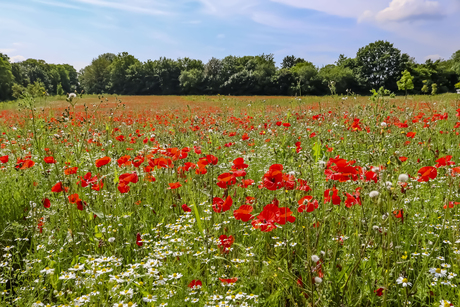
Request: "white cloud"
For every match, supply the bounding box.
[0,48,15,54]
[9,55,26,62]
[374,0,444,22]
[424,54,442,61]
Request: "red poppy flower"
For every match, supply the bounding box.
[76,200,87,211]
[117,155,131,167]
[406,131,416,138]
[116,135,125,142]
[95,156,111,168]
[232,157,249,170]
[0,155,8,163]
[136,233,143,247]
[298,196,319,213]
[44,156,56,164]
[393,209,404,223]
[132,155,144,168]
[263,164,285,190]
[233,205,254,222]
[64,167,78,175]
[398,156,408,162]
[277,206,296,225]
[79,172,98,188]
[374,288,384,297]
[117,182,130,193]
[91,180,104,191]
[443,201,460,209]
[451,167,460,176]
[296,179,312,192]
[324,187,341,205]
[68,193,80,204]
[251,203,282,232]
[212,196,233,213]
[417,166,437,182]
[240,179,254,188]
[182,204,192,212]
[218,234,234,254]
[188,280,202,289]
[17,159,35,169]
[217,172,236,189]
[51,182,68,193]
[43,198,51,208]
[435,155,455,168]
[119,172,139,184]
[219,277,238,284]
[205,154,218,165]
[168,182,182,190]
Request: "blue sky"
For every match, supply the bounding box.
[1,0,459,71]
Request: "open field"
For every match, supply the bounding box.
[1,94,460,306]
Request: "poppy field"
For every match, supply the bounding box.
[1,93,460,307]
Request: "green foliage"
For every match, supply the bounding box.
[397,70,414,92]
[3,45,460,100]
[455,81,460,89]
[0,53,15,101]
[79,53,115,94]
[26,80,46,98]
[318,64,356,94]
[431,83,438,95]
[11,83,25,99]
[355,40,409,92]
[56,83,65,96]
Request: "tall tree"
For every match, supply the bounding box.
[281,55,306,69]
[0,53,15,101]
[355,41,409,92]
[79,53,115,94]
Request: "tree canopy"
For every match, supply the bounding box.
[0,41,459,101]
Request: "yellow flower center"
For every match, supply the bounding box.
[402,278,408,283]
[436,268,441,273]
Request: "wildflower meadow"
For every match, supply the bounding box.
[1,93,460,307]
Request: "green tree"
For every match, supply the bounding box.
[179,69,204,94]
[421,80,429,94]
[431,83,438,95]
[318,64,356,95]
[79,53,115,94]
[203,57,223,94]
[355,41,409,92]
[290,62,320,96]
[396,70,414,100]
[0,53,15,101]
[450,50,460,76]
[107,52,140,94]
[281,55,306,69]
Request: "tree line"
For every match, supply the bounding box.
[1,40,459,101]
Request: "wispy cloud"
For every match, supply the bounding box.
[71,0,170,16]
[32,0,86,10]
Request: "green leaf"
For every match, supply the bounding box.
[312,142,322,163]
[192,205,204,236]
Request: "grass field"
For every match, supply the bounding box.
[1,93,460,307]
